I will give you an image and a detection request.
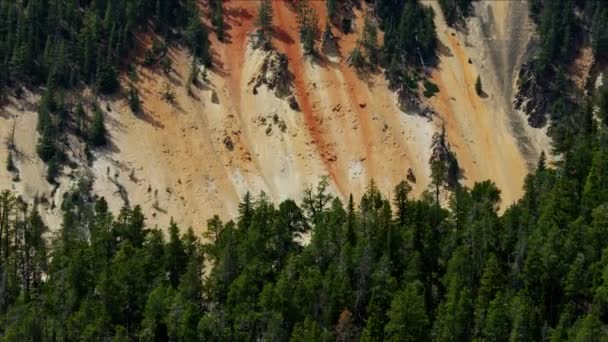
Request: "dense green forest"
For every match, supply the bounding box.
[0,0,211,92]
[1,0,608,340]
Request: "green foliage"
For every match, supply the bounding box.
[46,158,59,181]
[36,92,59,163]
[162,82,176,104]
[438,0,473,26]
[296,2,320,55]
[384,283,430,341]
[591,3,608,57]
[128,86,141,114]
[348,45,366,69]
[159,56,172,74]
[3,2,608,339]
[361,14,379,64]
[5,124,608,339]
[256,0,274,48]
[5,153,14,172]
[184,6,212,67]
[535,0,577,76]
[212,0,225,41]
[89,108,106,147]
[423,79,439,98]
[379,0,437,88]
[0,0,209,89]
[96,63,119,94]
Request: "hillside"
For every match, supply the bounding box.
[0,0,549,230]
[3,0,608,341]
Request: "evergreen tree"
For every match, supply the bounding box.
[296,2,319,55]
[256,0,274,49]
[89,107,106,147]
[128,85,141,114]
[362,14,379,64]
[212,0,225,41]
[384,282,430,342]
[166,219,187,288]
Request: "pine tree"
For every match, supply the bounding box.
[256,0,273,49]
[362,14,379,64]
[128,85,141,113]
[296,2,319,55]
[212,0,225,41]
[166,219,187,288]
[37,124,57,162]
[89,107,106,147]
[348,43,365,69]
[384,283,430,342]
[96,62,119,94]
[393,180,412,226]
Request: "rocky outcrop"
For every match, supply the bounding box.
[249,51,292,99]
[514,63,551,128]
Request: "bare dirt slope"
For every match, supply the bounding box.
[0,0,549,231]
[425,0,550,205]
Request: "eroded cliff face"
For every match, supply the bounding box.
[426,0,551,204]
[0,1,550,231]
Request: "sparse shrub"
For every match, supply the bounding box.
[160,56,172,74]
[475,75,483,96]
[186,59,199,95]
[127,64,138,82]
[152,40,166,57]
[423,79,439,98]
[143,50,155,66]
[6,153,15,172]
[162,82,176,104]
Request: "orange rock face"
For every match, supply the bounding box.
[0,1,550,231]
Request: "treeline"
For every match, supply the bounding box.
[2,108,608,340]
[1,0,214,182]
[0,0,210,94]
